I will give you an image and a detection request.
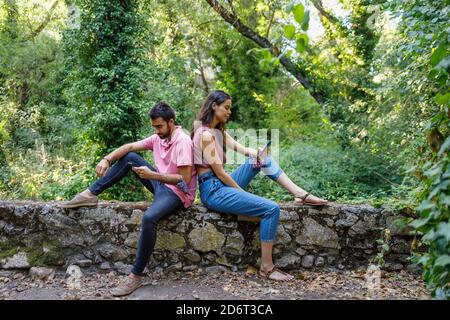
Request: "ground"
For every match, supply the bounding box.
[0,266,430,300]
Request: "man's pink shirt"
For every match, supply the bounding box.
[140,126,197,208]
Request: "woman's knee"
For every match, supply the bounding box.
[261,156,283,180]
[265,201,280,219]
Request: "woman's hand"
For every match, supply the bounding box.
[132,166,156,180]
[250,148,264,168]
[247,148,258,158]
[95,159,110,177]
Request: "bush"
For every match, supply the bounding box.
[224,141,410,205]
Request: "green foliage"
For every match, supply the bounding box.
[383,0,450,300]
[0,0,449,300]
[226,141,401,204]
[211,37,276,128]
[372,228,392,267]
[62,0,151,156]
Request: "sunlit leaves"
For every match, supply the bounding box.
[293,3,304,24]
[283,24,295,40]
[283,2,309,54]
[431,43,448,67]
[296,33,308,53]
[301,10,310,31]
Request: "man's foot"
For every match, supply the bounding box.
[259,265,294,282]
[60,192,98,208]
[111,274,143,297]
[294,192,328,206]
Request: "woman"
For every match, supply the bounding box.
[192,90,328,281]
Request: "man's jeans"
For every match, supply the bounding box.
[198,156,283,242]
[89,152,183,276]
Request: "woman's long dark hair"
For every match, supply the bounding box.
[191,90,231,156]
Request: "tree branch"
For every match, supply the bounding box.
[30,0,60,39]
[204,0,324,104]
[309,0,350,37]
[309,0,341,25]
[265,8,275,38]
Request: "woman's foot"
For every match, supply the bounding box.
[294,192,328,206]
[259,265,294,281]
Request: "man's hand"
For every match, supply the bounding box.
[132,166,156,180]
[96,159,110,177]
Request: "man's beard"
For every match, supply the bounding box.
[159,131,170,139]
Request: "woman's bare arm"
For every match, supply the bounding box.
[225,131,258,157]
[201,131,242,190]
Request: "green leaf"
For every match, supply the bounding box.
[424,164,442,178]
[285,49,293,59]
[438,136,450,157]
[417,255,430,266]
[435,92,450,106]
[301,10,310,31]
[431,112,445,124]
[438,193,450,205]
[285,2,294,13]
[295,34,308,53]
[435,255,450,267]
[436,222,450,242]
[284,25,296,40]
[293,4,305,24]
[429,180,450,198]
[431,43,447,67]
[422,230,436,242]
[270,57,280,66]
[382,244,389,251]
[418,199,435,211]
[246,48,260,55]
[261,49,272,60]
[409,218,430,229]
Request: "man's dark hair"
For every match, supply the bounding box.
[148,102,175,122]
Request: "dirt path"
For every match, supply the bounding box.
[0,267,430,300]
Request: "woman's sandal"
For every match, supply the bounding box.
[294,192,329,206]
[259,266,294,281]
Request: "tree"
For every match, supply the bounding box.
[62,0,150,155]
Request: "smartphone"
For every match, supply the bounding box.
[258,140,272,157]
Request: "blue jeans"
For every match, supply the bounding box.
[89,152,183,276]
[198,156,283,242]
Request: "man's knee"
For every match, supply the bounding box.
[123,152,139,162]
[141,211,159,228]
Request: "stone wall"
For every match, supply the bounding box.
[0,200,419,273]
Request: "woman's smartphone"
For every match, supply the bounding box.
[258,140,272,157]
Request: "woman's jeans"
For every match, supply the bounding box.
[89,152,183,276]
[198,156,283,242]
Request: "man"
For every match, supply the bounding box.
[61,102,197,296]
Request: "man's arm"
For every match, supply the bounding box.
[132,165,192,185]
[96,141,147,177]
[103,141,147,162]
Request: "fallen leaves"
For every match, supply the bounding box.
[0,267,431,300]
